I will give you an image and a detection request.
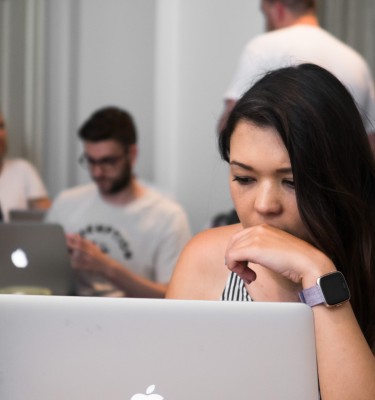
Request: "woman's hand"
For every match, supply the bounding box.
[224,224,335,287]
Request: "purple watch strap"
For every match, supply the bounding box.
[299,284,324,307]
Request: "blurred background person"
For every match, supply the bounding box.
[0,112,51,222]
[46,106,191,298]
[218,0,375,151]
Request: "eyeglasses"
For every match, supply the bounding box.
[78,153,126,171]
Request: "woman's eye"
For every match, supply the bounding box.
[232,176,255,185]
[283,179,295,188]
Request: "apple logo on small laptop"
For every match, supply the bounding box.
[130,384,164,400]
[11,248,28,268]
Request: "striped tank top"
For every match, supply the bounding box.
[221,271,251,301]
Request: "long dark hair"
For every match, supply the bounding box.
[219,63,375,351]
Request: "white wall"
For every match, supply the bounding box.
[42,0,157,193]
[76,0,157,184]
[1,0,263,233]
[154,0,263,231]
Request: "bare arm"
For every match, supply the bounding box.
[28,197,51,210]
[99,257,168,298]
[67,234,167,298]
[167,226,238,300]
[225,224,375,400]
[313,303,375,399]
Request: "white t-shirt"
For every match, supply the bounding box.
[225,25,375,133]
[0,158,48,222]
[46,183,192,296]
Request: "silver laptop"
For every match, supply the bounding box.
[0,295,319,399]
[0,222,74,295]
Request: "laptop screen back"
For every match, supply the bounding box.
[0,223,74,295]
[8,209,46,222]
[0,295,319,400]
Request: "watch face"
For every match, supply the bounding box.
[319,272,351,306]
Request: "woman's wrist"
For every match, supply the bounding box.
[300,251,337,289]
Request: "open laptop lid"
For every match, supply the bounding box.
[8,209,46,222]
[0,295,319,400]
[0,223,74,295]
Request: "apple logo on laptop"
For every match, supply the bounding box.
[130,384,164,400]
[11,248,28,268]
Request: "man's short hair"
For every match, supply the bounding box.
[265,0,316,13]
[78,106,137,147]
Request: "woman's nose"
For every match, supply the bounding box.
[254,184,282,215]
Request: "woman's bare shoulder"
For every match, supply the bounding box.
[166,224,242,300]
[180,223,241,262]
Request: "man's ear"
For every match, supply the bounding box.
[273,1,288,28]
[128,144,138,166]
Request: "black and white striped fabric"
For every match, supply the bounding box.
[221,271,251,301]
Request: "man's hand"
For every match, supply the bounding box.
[66,233,113,276]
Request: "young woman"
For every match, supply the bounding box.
[166,63,375,399]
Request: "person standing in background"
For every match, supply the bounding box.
[0,112,51,222]
[218,0,375,151]
[46,106,191,298]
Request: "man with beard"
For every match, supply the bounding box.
[0,112,50,221]
[46,106,191,298]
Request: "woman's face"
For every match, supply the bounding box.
[229,120,310,241]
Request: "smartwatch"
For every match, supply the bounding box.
[299,271,351,307]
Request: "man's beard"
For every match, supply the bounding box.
[95,159,132,195]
